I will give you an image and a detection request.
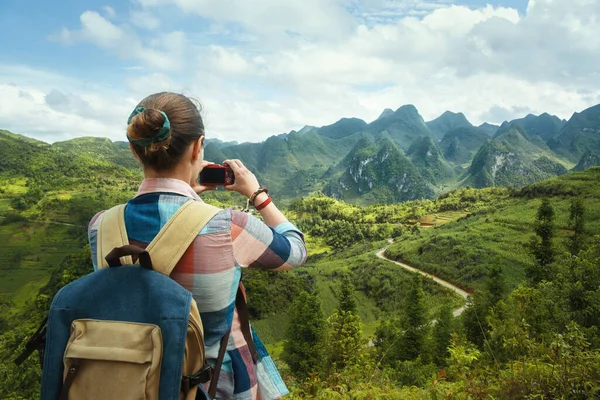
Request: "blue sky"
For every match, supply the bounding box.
[0,0,598,143]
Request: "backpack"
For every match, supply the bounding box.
[15,200,258,399]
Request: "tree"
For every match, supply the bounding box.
[399,275,427,361]
[283,290,326,378]
[432,303,453,366]
[485,265,505,309]
[0,296,13,333]
[527,198,556,284]
[338,276,357,314]
[462,295,488,350]
[568,197,586,255]
[324,309,365,373]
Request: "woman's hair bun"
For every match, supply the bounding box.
[126,92,204,170]
[127,108,171,152]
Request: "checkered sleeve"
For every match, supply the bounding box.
[230,210,307,270]
[88,210,105,271]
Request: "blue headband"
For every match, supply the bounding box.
[127,106,171,147]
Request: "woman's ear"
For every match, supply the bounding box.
[192,137,204,161]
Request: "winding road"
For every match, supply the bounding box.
[375,239,470,317]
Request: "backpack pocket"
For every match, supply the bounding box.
[62,319,163,400]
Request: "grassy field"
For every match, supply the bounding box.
[417,210,469,227]
[0,220,83,305]
[386,168,600,291]
[0,178,94,307]
[252,237,465,355]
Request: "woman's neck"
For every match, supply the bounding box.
[143,165,191,185]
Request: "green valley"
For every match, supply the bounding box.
[1,104,600,398]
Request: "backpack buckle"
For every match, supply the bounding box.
[181,364,213,393]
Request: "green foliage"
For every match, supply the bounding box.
[569,197,586,254]
[406,136,455,184]
[563,237,600,344]
[324,138,436,204]
[324,309,365,373]
[283,291,327,378]
[527,197,556,284]
[432,304,454,366]
[242,269,308,319]
[461,295,489,350]
[400,275,428,361]
[466,128,569,189]
[0,247,92,400]
[2,127,600,398]
[484,264,505,308]
[337,276,357,314]
[550,103,600,162]
[440,126,490,164]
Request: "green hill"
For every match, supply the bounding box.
[573,150,600,171]
[324,138,435,204]
[386,167,600,290]
[464,126,569,188]
[426,111,473,140]
[0,130,50,175]
[3,100,600,207]
[51,136,141,170]
[508,113,566,142]
[478,122,499,136]
[549,103,600,161]
[317,117,368,139]
[406,136,455,184]
[367,105,433,150]
[440,126,490,164]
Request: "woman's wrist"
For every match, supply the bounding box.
[253,192,269,207]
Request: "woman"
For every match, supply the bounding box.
[87,92,308,399]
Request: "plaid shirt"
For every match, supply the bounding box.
[88,178,307,399]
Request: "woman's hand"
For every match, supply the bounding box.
[190,160,217,194]
[223,159,260,198]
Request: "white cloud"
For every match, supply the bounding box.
[137,0,355,44]
[0,65,135,143]
[103,6,116,18]
[50,11,184,70]
[80,11,124,48]
[6,0,600,144]
[203,46,255,76]
[130,10,161,30]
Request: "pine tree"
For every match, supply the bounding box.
[485,265,505,309]
[432,303,453,366]
[568,197,586,255]
[462,295,488,350]
[283,290,326,378]
[399,274,427,361]
[527,198,556,284]
[338,276,358,314]
[374,317,403,366]
[325,309,365,372]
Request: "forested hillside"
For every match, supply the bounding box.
[5,100,600,206]
[1,124,600,398]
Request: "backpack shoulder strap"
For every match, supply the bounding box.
[96,204,131,269]
[146,201,221,276]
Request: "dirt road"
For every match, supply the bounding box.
[375,240,469,317]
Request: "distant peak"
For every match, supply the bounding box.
[377,108,394,120]
[395,104,419,114]
[298,125,317,134]
[441,110,464,117]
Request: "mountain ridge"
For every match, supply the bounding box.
[3,101,600,204]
